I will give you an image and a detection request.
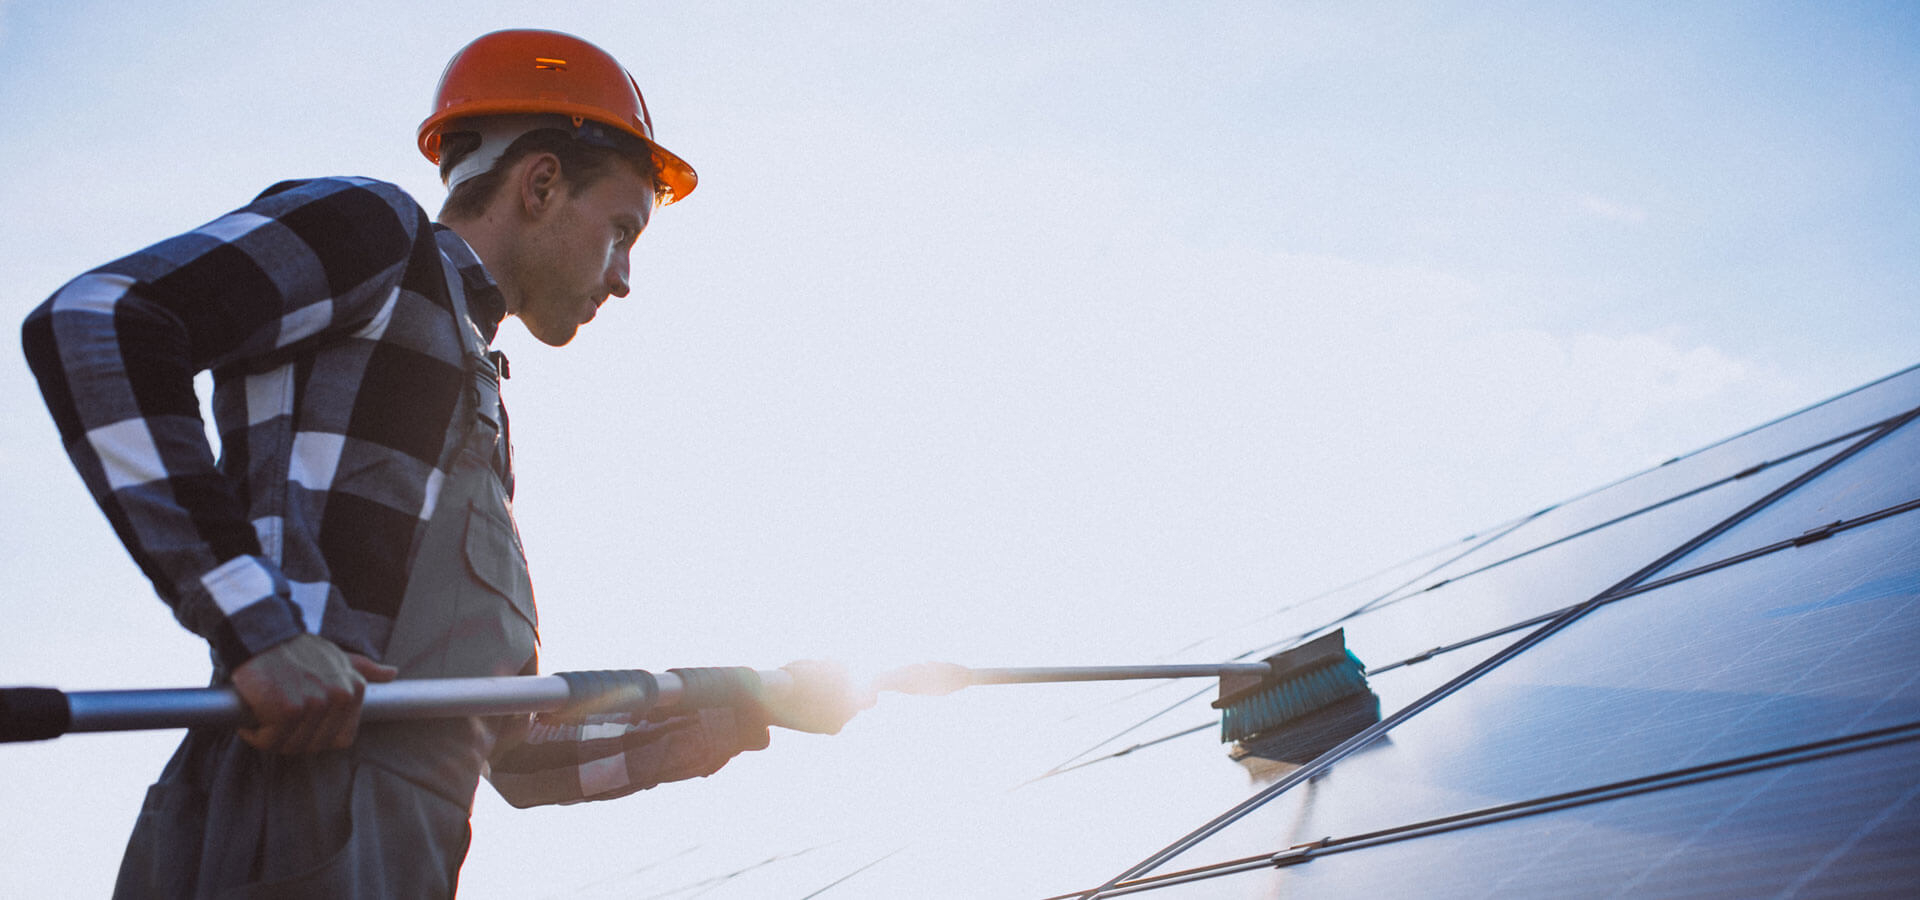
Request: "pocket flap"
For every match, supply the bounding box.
[463,500,538,629]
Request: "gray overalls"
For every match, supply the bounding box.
[114,248,536,899]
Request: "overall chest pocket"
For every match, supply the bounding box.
[463,498,538,633]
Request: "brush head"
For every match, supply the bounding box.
[1229,690,1381,765]
[1214,629,1375,746]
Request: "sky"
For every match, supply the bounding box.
[1,1,1916,897]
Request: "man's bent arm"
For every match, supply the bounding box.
[486,708,773,808]
[21,178,426,672]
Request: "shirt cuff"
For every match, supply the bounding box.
[193,555,308,671]
[700,705,771,755]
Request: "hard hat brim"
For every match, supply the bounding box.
[419,102,698,204]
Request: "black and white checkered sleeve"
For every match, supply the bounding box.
[486,709,773,808]
[21,177,427,669]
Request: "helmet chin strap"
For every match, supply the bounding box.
[443,114,578,192]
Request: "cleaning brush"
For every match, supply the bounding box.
[5,635,1376,760]
[1213,629,1377,762]
[874,629,1375,754]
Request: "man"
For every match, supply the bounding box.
[22,29,863,897]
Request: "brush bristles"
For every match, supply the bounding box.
[1219,651,1371,744]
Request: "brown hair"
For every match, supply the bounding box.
[437,128,661,221]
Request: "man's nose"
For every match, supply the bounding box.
[606,253,630,299]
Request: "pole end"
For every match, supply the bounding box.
[0,688,72,743]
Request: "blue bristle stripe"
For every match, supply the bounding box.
[1219,652,1370,743]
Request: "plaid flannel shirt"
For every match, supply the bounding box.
[23,175,766,804]
[25,177,471,668]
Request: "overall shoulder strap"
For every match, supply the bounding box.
[437,243,513,493]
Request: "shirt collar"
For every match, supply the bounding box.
[433,225,508,344]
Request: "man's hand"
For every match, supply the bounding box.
[762,660,874,735]
[230,634,398,754]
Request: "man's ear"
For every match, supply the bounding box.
[519,152,564,219]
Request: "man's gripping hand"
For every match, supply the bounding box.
[230,634,398,754]
[762,660,875,736]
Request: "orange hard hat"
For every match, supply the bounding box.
[419,29,697,203]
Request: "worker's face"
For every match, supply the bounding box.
[512,161,655,346]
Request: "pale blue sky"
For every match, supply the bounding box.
[2,2,1915,896]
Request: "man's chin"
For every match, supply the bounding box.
[523,319,580,347]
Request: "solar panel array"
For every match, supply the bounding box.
[609,363,1920,898]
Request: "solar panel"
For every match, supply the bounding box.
[1109,508,1920,883]
[1047,367,1920,897]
